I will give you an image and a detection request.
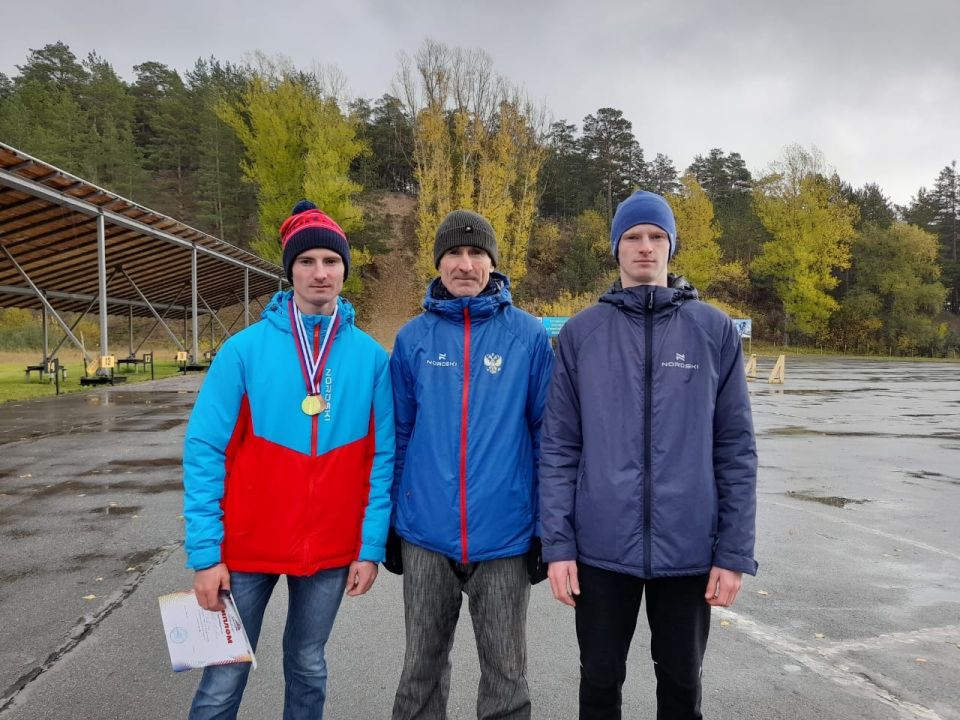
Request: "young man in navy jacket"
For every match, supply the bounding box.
[539,191,758,720]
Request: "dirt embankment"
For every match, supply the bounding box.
[355,192,422,350]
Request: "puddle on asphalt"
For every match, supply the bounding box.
[88,504,141,516]
[124,547,163,569]
[16,477,180,497]
[71,551,111,564]
[69,417,187,434]
[0,571,29,583]
[906,470,960,485]
[786,491,868,508]
[84,458,182,474]
[761,426,958,440]
[105,478,182,494]
[779,388,877,396]
[2,527,39,540]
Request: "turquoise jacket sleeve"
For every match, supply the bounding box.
[182,341,245,570]
[356,349,396,562]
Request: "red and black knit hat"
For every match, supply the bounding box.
[279,200,351,280]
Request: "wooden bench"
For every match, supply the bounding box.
[25,363,68,383]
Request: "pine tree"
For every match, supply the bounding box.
[580,107,639,223]
[646,153,680,195]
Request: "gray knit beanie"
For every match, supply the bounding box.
[433,209,499,268]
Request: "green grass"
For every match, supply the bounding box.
[0,351,199,404]
[745,342,960,362]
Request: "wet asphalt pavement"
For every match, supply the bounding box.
[0,357,958,719]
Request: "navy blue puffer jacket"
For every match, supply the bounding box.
[539,279,758,578]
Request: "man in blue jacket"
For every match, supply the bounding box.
[539,190,758,720]
[390,209,554,720]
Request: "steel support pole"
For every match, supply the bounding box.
[191,244,199,363]
[128,305,134,357]
[46,267,121,359]
[211,307,246,353]
[97,213,108,359]
[198,293,232,337]
[0,245,90,364]
[41,302,48,363]
[133,282,188,355]
[118,269,186,352]
[244,268,250,327]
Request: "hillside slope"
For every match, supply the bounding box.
[355,192,422,349]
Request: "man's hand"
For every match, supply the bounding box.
[705,566,742,607]
[547,560,580,607]
[194,563,230,611]
[346,561,378,597]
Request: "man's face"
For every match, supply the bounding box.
[438,246,493,297]
[617,224,670,288]
[290,248,344,314]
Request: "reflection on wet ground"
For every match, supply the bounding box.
[0,375,207,706]
[786,491,868,508]
[0,390,196,446]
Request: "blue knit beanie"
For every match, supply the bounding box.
[610,191,677,259]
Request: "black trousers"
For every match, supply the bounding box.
[575,563,711,720]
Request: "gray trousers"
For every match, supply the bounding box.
[392,540,531,720]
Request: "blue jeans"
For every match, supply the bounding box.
[189,567,348,720]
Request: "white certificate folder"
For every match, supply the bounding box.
[158,589,257,672]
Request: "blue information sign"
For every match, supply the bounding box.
[733,318,752,339]
[540,316,569,338]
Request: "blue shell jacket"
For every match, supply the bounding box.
[390,273,555,563]
[539,279,758,578]
[182,291,395,574]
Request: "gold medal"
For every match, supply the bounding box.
[301,394,326,416]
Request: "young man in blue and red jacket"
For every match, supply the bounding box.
[182,201,394,720]
[389,209,554,720]
[540,191,758,720]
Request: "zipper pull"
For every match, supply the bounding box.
[646,288,654,311]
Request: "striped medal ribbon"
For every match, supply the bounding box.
[288,299,339,416]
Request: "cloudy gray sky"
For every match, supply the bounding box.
[2,0,958,205]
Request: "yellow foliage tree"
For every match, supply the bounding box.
[667,173,745,295]
[397,40,546,285]
[217,60,366,274]
[752,146,859,342]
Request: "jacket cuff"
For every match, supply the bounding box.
[358,542,386,563]
[187,546,222,571]
[713,550,759,576]
[541,541,577,563]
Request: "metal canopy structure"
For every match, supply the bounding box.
[0,142,285,366]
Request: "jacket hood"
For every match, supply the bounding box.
[422,272,512,322]
[261,290,357,333]
[600,274,699,314]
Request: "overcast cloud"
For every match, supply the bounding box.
[2,0,958,205]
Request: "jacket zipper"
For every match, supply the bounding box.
[459,307,472,563]
[643,288,654,577]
